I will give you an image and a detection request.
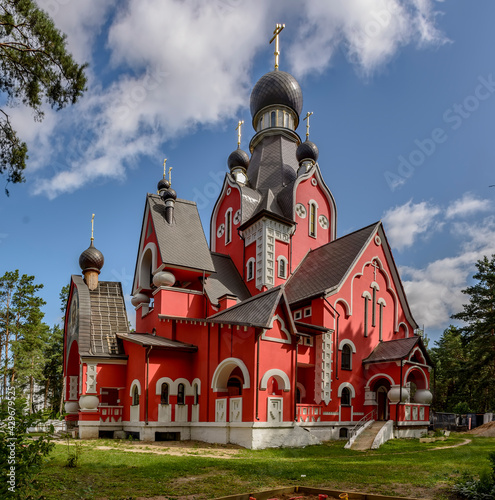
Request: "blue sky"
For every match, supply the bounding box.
[1,0,494,345]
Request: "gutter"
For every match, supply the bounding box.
[324,297,340,381]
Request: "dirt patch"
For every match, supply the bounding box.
[467,421,495,437]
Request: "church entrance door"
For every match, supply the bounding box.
[377,386,388,420]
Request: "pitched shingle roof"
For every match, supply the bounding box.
[72,275,128,358]
[207,286,292,329]
[116,333,197,352]
[205,253,251,306]
[285,222,380,305]
[363,336,431,365]
[148,194,215,273]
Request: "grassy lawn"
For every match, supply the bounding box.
[34,434,494,500]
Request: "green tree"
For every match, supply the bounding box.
[452,254,495,412]
[0,270,18,396]
[0,0,87,194]
[41,324,63,416]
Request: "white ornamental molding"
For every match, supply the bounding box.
[217,224,225,238]
[295,203,307,219]
[233,209,241,225]
[319,215,329,229]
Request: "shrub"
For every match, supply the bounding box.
[453,451,495,499]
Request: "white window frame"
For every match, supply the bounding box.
[308,200,318,238]
[246,258,255,281]
[304,307,312,318]
[294,310,302,321]
[277,256,288,279]
[225,208,233,245]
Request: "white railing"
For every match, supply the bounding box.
[349,408,376,438]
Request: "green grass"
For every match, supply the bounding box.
[33,434,494,500]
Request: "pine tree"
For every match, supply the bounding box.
[0,269,18,396]
[0,0,87,194]
[452,254,495,412]
[41,324,63,416]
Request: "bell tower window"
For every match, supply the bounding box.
[309,200,318,238]
[225,208,232,245]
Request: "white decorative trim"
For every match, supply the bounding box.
[85,363,97,394]
[311,178,318,186]
[334,298,351,317]
[370,281,380,290]
[297,382,306,399]
[338,382,356,398]
[377,297,387,306]
[130,379,141,397]
[338,339,356,353]
[215,398,227,422]
[362,291,372,300]
[399,322,410,338]
[267,397,283,423]
[403,366,429,389]
[229,397,242,422]
[155,377,174,395]
[374,235,382,245]
[261,315,291,344]
[295,203,307,219]
[303,307,312,318]
[138,242,159,290]
[365,373,395,390]
[259,369,291,392]
[308,200,318,238]
[225,207,233,245]
[211,358,251,392]
[409,346,426,364]
[277,256,288,279]
[233,209,241,225]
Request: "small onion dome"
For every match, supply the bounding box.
[79,241,104,274]
[131,293,150,307]
[296,140,319,164]
[250,70,303,121]
[157,177,170,193]
[227,148,250,171]
[153,271,176,288]
[160,187,177,201]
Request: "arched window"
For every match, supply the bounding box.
[160,383,169,405]
[277,256,288,279]
[132,386,140,406]
[341,387,351,406]
[227,377,242,397]
[246,258,255,281]
[309,201,317,238]
[341,344,352,370]
[177,383,185,405]
[270,111,276,127]
[193,383,199,405]
[225,209,232,245]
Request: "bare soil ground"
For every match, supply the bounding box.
[467,421,495,437]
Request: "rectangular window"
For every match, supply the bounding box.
[304,307,312,318]
[294,310,302,320]
[309,203,317,237]
[372,288,376,327]
[364,297,369,337]
[379,303,384,341]
[225,210,232,244]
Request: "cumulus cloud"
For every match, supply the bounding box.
[446,192,492,219]
[30,0,447,197]
[288,0,447,77]
[382,199,441,251]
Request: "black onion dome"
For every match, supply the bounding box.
[79,241,104,273]
[161,187,177,201]
[296,140,319,163]
[157,177,170,192]
[228,148,250,171]
[250,70,303,120]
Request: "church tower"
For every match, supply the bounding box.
[210,25,337,294]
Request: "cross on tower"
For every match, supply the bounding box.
[163,158,167,178]
[371,260,380,281]
[304,111,313,140]
[269,23,285,70]
[91,213,95,242]
[236,120,244,148]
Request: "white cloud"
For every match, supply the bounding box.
[288,0,447,77]
[446,192,492,219]
[382,199,441,251]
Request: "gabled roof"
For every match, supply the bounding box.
[71,275,128,358]
[117,332,197,352]
[148,194,215,273]
[207,285,295,331]
[362,336,432,365]
[286,222,380,305]
[205,253,251,306]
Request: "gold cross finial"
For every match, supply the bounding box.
[163,158,167,178]
[236,120,244,148]
[303,111,313,140]
[91,214,95,242]
[269,23,285,70]
[168,165,172,185]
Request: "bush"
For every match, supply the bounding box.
[0,396,55,499]
[453,452,495,499]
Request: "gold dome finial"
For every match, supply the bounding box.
[304,111,313,140]
[163,158,167,178]
[270,23,285,70]
[236,120,244,148]
[91,213,95,242]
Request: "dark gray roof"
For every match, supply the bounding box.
[294,321,332,335]
[207,286,293,329]
[72,276,128,357]
[148,194,215,273]
[286,222,380,305]
[205,253,251,306]
[117,332,197,352]
[363,336,431,365]
[239,185,262,224]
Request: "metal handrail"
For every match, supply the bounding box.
[349,408,376,438]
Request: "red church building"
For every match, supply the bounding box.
[63,31,433,448]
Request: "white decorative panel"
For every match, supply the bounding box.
[405,406,411,420]
[295,203,307,218]
[267,397,283,423]
[419,406,425,421]
[191,404,199,423]
[69,376,78,401]
[158,404,171,422]
[86,363,97,394]
[229,397,242,423]
[412,406,418,420]
[315,332,332,405]
[215,399,227,422]
[175,405,188,422]
[130,405,139,422]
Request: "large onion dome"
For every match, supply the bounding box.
[227,148,250,171]
[296,140,319,164]
[79,241,104,274]
[157,177,170,193]
[250,70,303,122]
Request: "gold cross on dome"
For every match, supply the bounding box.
[91,213,95,242]
[303,111,313,140]
[168,165,172,185]
[163,158,167,178]
[236,120,244,148]
[269,23,285,70]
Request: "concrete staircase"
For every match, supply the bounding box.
[350,420,388,451]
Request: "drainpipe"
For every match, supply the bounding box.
[395,359,404,429]
[237,228,246,281]
[324,297,340,380]
[207,322,211,421]
[145,346,153,425]
[294,334,299,421]
[256,329,261,420]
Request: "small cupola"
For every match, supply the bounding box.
[79,214,104,291]
[228,120,250,185]
[296,112,319,174]
[158,159,177,224]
